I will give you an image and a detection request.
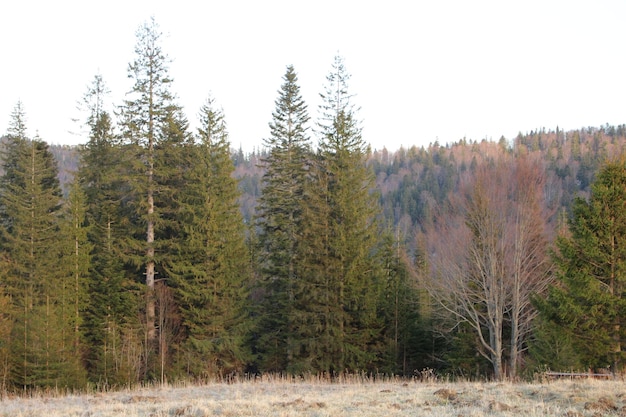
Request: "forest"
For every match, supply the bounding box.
[1,18,626,390]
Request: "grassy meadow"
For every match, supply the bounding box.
[1,375,625,416]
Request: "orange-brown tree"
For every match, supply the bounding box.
[426,154,552,380]
[506,155,553,378]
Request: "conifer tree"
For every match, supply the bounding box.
[77,74,140,384]
[539,160,626,372]
[170,97,251,377]
[302,56,382,373]
[376,229,422,374]
[0,102,76,388]
[152,105,191,383]
[117,18,179,377]
[255,65,312,372]
[56,180,91,385]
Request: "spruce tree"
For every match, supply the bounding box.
[77,74,141,384]
[255,65,312,372]
[376,229,422,375]
[302,56,382,373]
[538,160,626,372]
[117,18,178,377]
[0,102,76,388]
[170,97,251,378]
[56,180,91,386]
[152,105,191,383]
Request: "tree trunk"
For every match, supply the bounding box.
[146,189,155,343]
[490,312,504,381]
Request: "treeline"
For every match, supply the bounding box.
[235,125,625,246]
[0,19,425,390]
[1,17,626,390]
[228,125,626,380]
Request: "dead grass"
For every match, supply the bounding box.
[1,377,625,416]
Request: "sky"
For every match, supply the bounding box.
[1,0,626,152]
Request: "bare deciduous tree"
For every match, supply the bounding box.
[426,154,552,380]
[506,156,553,378]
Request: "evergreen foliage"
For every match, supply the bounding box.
[56,180,91,386]
[4,17,626,385]
[255,65,312,372]
[0,103,78,388]
[300,56,383,373]
[170,97,251,378]
[376,229,423,374]
[538,160,626,372]
[77,75,141,385]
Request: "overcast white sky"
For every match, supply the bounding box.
[1,0,625,152]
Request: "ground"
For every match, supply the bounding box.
[1,377,625,416]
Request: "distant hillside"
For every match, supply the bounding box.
[8,124,626,243]
[371,126,624,229]
[49,144,78,193]
[0,137,78,195]
[231,125,626,250]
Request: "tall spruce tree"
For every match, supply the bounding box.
[302,55,382,373]
[77,75,140,384]
[255,65,312,372]
[538,160,626,372]
[56,180,91,386]
[0,102,77,388]
[118,18,178,378]
[152,105,192,383]
[170,97,251,378]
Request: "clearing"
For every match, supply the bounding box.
[0,377,624,416]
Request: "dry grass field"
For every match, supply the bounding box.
[1,376,625,416]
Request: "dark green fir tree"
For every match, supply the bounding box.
[0,102,79,388]
[376,228,422,375]
[255,65,312,373]
[301,55,382,373]
[77,74,141,385]
[170,97,251,378]
[538,160,626,373]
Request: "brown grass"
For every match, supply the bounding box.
[1,376,625,416]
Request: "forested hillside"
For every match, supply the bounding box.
[1,17,626,391]
[233,125,625,244]
[45,124,625,235]
[227,125,626,380]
